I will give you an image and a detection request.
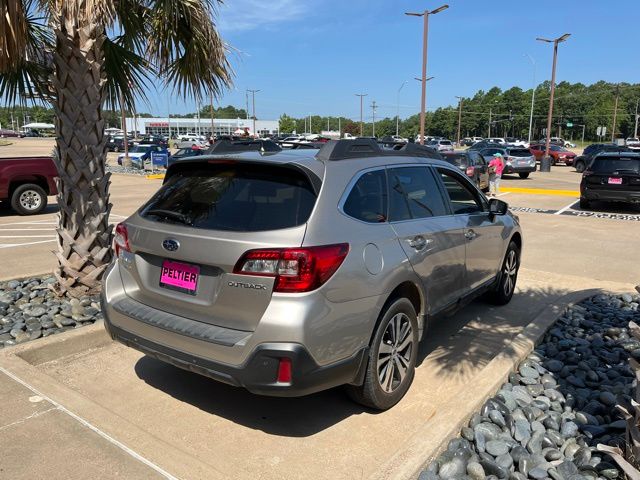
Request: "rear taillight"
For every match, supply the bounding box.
[465,166,475,177]
[277,358,292,383]
[114,223,131,257]
[233,243,349,293]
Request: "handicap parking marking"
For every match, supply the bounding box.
[510,205,640,222]
[554,199,579,215]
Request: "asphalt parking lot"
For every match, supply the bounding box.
[0,139,639,479]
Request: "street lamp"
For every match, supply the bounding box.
[396,80,407,137]
[455,96,463,146]
[355,93,368,136]
[247,89,260,137]
[405,4,449,145]
[524,53,536,144]
[536,33,571,172]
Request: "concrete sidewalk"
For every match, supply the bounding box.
[0,268,634,480]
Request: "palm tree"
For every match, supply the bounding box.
[0,0,232,295]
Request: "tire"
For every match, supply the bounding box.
[575,161,586,173]
[345,298,419,410]
[518,172,530,179]
[113,145,119,153]
[10,183,47,215]
[579,198,591,210]
[486,241,520,306]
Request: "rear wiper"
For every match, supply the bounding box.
[145,208,193,225]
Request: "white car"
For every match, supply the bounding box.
[505,138,530,148]
[391,135,408,143]
[428,139,454,152]
[549,137,575,148]
[487,137,507,145]
[626,138,640,150]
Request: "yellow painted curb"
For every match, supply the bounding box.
[145,174,165,180]
[501,187,579,197]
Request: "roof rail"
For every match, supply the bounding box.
[206,139,282,154]
[315,138,442,161]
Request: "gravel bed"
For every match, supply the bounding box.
[0,276,102,348]
[106,165,165,176]
[421,292,640,480]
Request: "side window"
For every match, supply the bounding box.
[437,169,486,215]
[343,170,388,223]
[387,167,448,221]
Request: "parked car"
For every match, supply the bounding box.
[19,130,42,138]
[467,140,503,151]
[116,144,170,168]
[0,156,58,215]
[0,129,20,138]
[427,139,454,152]
[505,137,529,148]
[573,143,631,173]
[441,150,489,191]
[460,137,474,146]
[102,138,522,410]
[625,138,640,150]
[529,144,576,166]
[548,137,576,148]
[479,146,537,178]
[167,146,207,167]
[486,137,506,146]
[106,136,133,152]
[579,152,640,209]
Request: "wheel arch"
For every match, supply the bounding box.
[371,280,426,346]
[9,176,51,197]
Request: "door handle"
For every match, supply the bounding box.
[465,230,477,241]
[408,235,431,250]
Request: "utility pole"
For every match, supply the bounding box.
[210,91,215,139]
[611,84,620,142]
[524,53,536,144]
[338,117,341,137]
[537,33,571,172]
[247,89,260,137]
[455,96,463,146]
[245,90,249,120]
[371,101,378,137]
[355,94,368,136]
[405,4,448,144]
[635,99,639,138]
[488,108,492,138]
[396,80,407,137]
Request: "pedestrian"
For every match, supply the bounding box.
[488,152,505,196]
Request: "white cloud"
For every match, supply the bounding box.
[217,0,306,32]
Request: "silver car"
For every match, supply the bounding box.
[102,139,522,410]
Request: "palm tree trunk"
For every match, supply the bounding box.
[50,6,112,296]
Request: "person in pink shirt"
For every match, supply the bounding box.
[488,152,505,196]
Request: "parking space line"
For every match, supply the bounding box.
[0,235,55,238]
[0,366,180,480]
[0,240,56,249]
[554,199,579,215]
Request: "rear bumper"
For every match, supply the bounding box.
[557,157,575,165]
[581,188,640,203]
[504,164,536,174]
[102,310,367,397]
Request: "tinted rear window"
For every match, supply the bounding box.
[508,149,531,157]
[591,158,640,174]
[141,163,317,231]
[444,154,469,167]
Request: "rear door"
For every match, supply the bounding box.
[120,161,319,332]
[386,165,466,314]
[435,167,505,291]
[470,151,489,189]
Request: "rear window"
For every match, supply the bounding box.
[440,141,452,145]
[591,157,640,174]
[508,149,531,157]
[141,163,317,232]
[444,154,469,167]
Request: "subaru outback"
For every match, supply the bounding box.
[102,139,522,410]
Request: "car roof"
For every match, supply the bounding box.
[594,151,640,159]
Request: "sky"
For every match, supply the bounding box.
[146,0,639,121]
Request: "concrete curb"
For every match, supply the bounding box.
[371,287,605,480]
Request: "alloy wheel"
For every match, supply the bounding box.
[19,190,42,211]
[503,249,518,296]
[377,312,414,393]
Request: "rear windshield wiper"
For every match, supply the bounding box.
[144,208,193,225]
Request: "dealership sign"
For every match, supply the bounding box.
[148,122,169,127]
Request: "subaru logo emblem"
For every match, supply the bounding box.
[162,239,179,252]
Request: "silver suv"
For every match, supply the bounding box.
[102,139,522,410]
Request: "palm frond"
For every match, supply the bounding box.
[146,0,233,101]
[112,0,150,53]
[103,35,151,111]
[0,0,30,71]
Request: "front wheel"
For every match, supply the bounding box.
[575,161,586,173]
[11,183,47,215]
[486,241,520,305]
[518,172,530,179]
[345,298,418,410]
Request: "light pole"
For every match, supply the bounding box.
[413,76,435,138]
[634,99,639,138]
[396,80,407,137]
[355,93,368,136]
[524,53,536,144]
[611,84,620,142]
[455,96,463,146]
[247,89,260,137]
[537,33,571,172]
[371,101,378,137]
[405,4,449,145]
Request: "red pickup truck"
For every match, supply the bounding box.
[0,156,58,215]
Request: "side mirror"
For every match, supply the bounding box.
[489,198,508,216]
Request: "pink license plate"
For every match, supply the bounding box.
[608,177,623,185]
[160,260,200,294]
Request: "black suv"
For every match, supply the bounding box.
[574,143,630,173]
[106,136,133,152]
[580,152,640,209]
[441,151,489,191]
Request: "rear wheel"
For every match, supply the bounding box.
[113,145,119,153]
[486,241,520,305]
[346,298,418,410]
[575,161,586,173]
[579,197,591,210]
[10,183,47,215]
[518,172,530,179]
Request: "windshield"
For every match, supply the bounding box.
[131,146,152,153]
[141,163,317,232]
[508,149,531,157]
[444,154,469,167]
[591,157,640,174]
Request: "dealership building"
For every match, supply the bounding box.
[124,116,279,137]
